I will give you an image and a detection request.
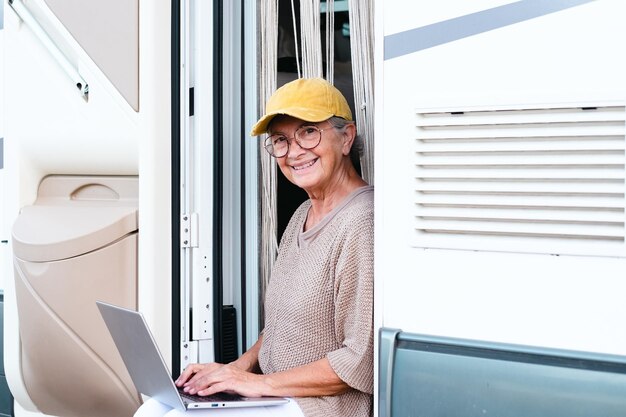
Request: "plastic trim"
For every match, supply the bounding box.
[396,332,626,373]
[378,328,401,417]
[170,0,182,378]
[212,0,225,363]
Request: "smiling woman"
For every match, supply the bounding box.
[135,77,374,417]
[256,79,367,218]
[269,116,363,209]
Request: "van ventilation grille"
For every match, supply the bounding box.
[413,104,626,257]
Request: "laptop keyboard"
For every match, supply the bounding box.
[178,388,243,403]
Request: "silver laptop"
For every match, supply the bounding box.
[96,301,289,410]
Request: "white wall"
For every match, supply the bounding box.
[377,0,626,355]
[1,8,6,292]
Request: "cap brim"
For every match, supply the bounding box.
[250,107,334,136]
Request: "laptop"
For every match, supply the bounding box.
[96,301,289,410]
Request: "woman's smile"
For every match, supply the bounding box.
[290,158,318,172]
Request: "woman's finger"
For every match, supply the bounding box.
[175,363,204,386]
[185,366,232,394]
[190,367,266,398]
[183,363,226,390]
[197,381,230,397]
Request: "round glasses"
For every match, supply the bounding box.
[264,125,326,158]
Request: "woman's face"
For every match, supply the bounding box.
[268,116,354,196]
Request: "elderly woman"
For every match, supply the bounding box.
[138,77,373,417]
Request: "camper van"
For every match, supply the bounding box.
[2,0,626,416]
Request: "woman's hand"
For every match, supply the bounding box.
[173,337,349,399]
[175,362,224,388]
[176,363,272,398]
[175,337,266,397]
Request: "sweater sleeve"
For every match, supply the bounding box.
[326,208,374,395]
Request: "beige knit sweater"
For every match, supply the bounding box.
[259,186,374,417]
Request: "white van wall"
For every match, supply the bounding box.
[377,0,626,355]
[1,19,5,291]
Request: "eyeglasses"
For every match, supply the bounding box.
[264,125,327,158]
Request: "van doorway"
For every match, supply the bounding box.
[274,0,356,240]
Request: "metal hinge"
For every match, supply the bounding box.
[180,340,198,371]
[181,213,199,248]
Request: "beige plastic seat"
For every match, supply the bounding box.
[12,175,141,417]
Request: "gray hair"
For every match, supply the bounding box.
[327,116,364,159]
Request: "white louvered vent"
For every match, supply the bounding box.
[413,104,626,257]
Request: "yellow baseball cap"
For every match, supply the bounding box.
[250,77,353,136]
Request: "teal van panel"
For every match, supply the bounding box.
[380,329,626,417]
[0,376,12,416]
[0,293,4,376]
[0,293,14,416]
